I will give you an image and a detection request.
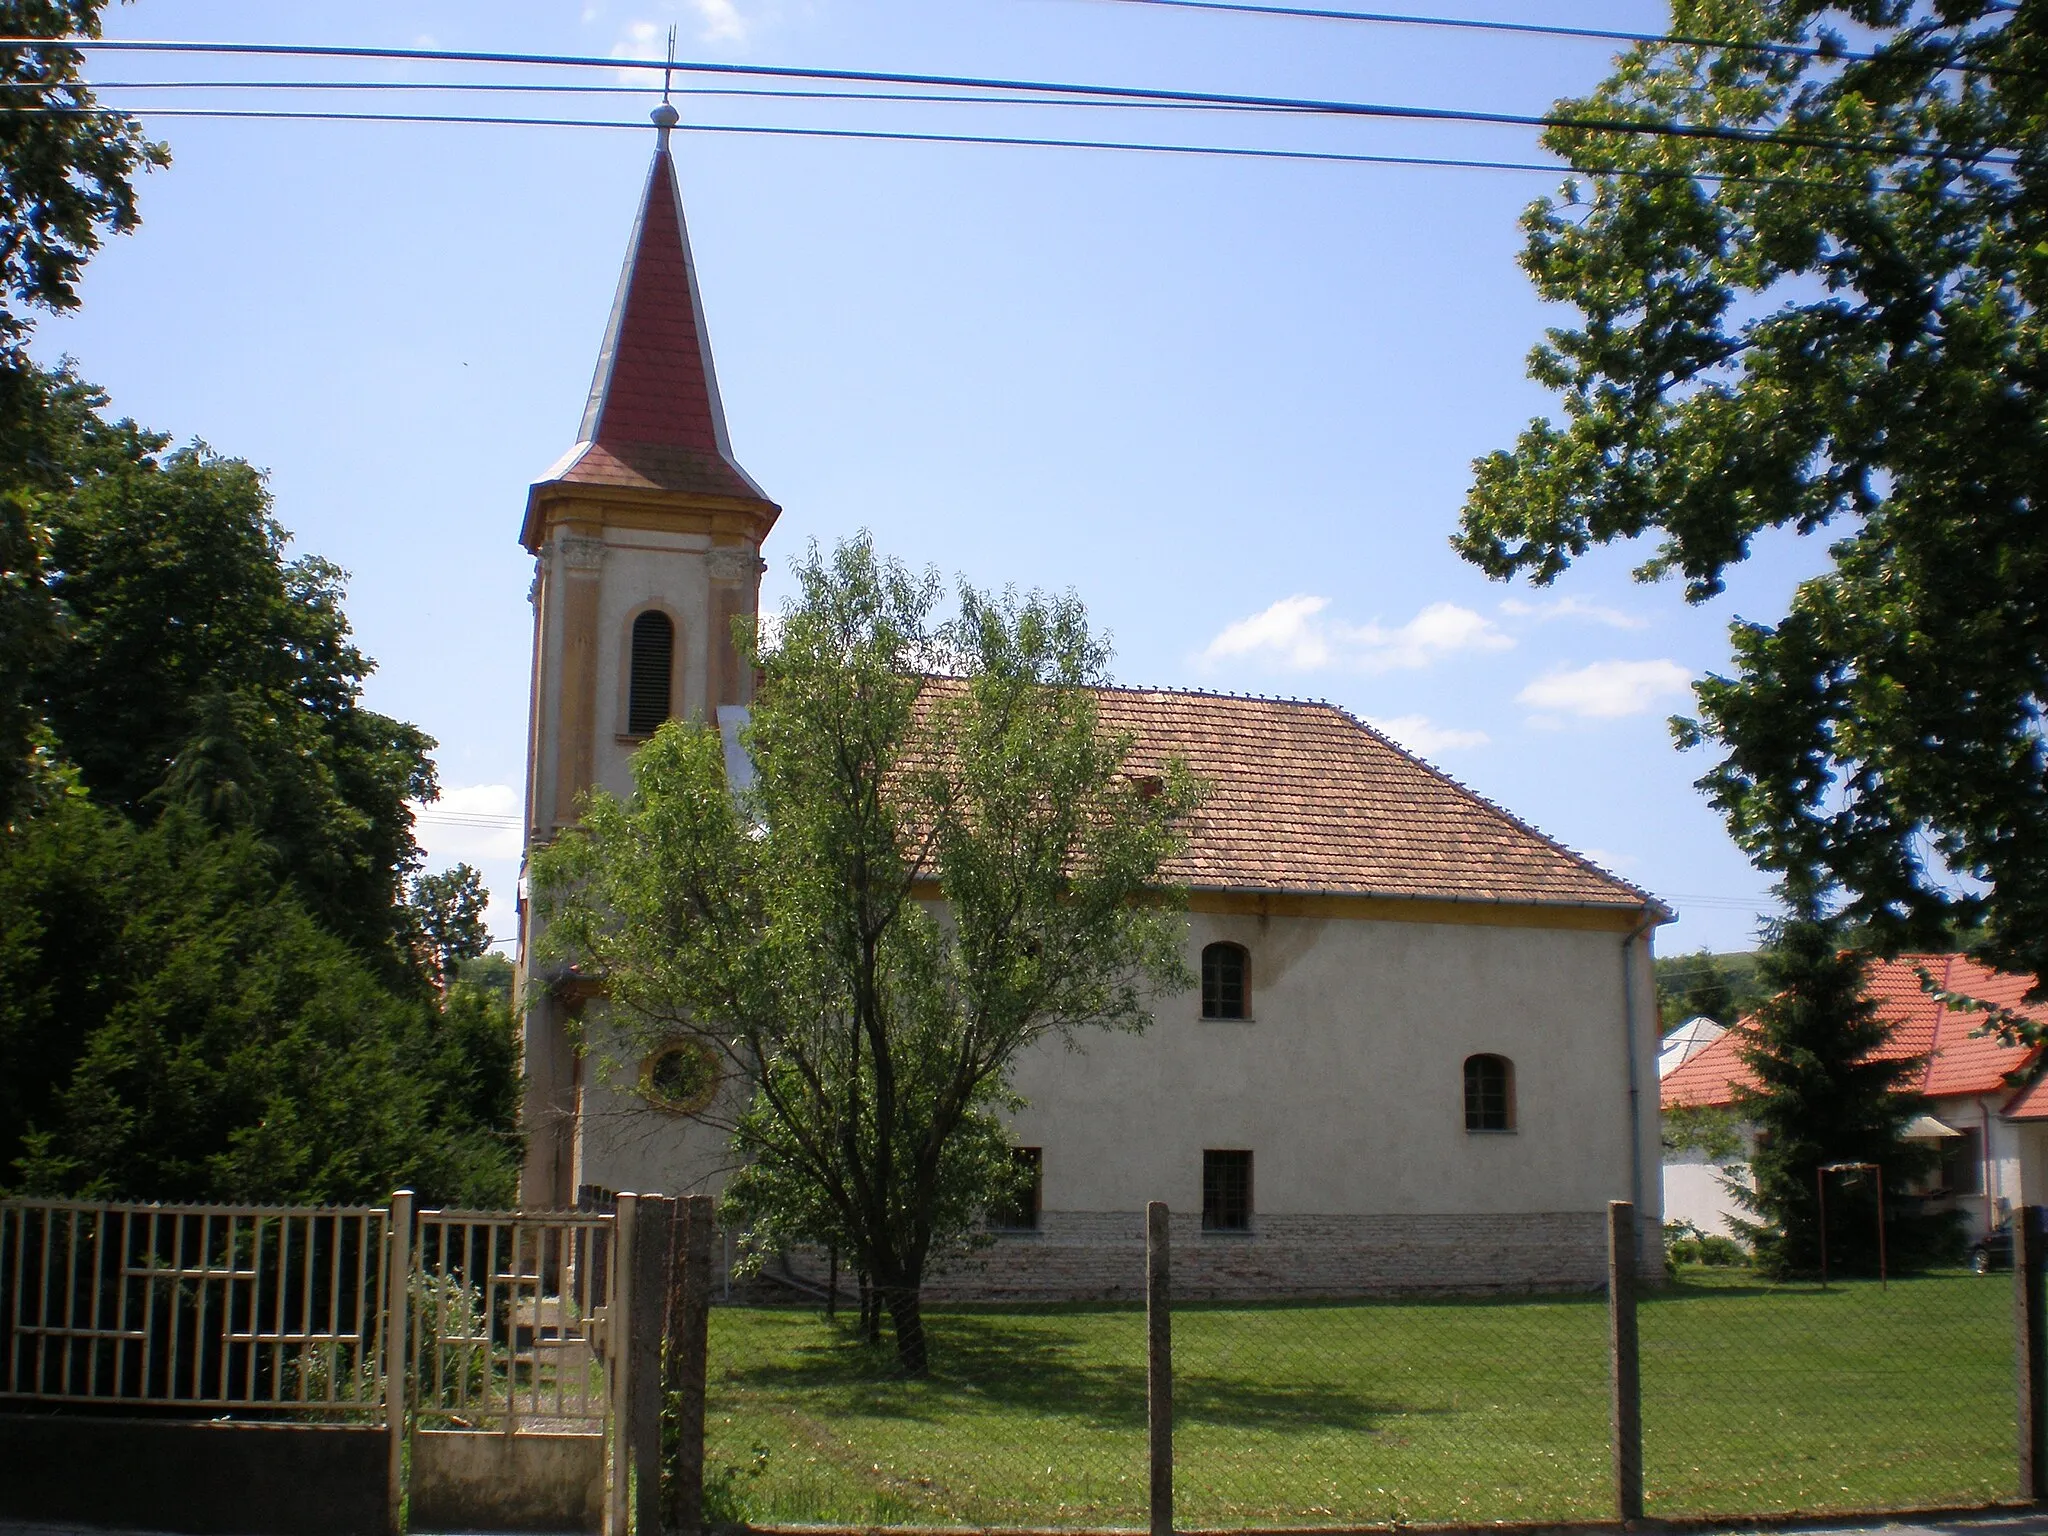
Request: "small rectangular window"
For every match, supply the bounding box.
[990,1147,1042,1231]
[1944,1127,1982,1195]
[1202,1149,1253,1231]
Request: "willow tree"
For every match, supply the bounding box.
[533,536,1195,1374]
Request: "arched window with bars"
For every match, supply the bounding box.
[1201,942,1249,1020]
[1463,1053,1516,1133]
[626,610,675,737]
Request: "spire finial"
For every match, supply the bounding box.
[650,25,678,149]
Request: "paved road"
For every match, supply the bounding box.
[9,1520,2048,1536]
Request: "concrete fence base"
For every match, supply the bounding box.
[0,1413,387,1536]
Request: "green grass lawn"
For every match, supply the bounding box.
[703,1269,2018,1529]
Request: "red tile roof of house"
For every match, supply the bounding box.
[1659,953,2047,1115]
[528,138,773,528]
[1080,686,1655,910]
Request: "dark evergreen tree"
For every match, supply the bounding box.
[1729,916,1951,1277]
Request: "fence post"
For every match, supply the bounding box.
[1148,1200,1172,1536]
[2016,1205,2048,1501]
[629,1195,670,1535]
[384,1189,414,1536]
[1608,1200,1644,1524]
[668,1194,715,1534]
[609,1193,639,1536]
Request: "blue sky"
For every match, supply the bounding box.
[34,0,1825,954]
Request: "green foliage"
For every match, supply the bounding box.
[0,3,167,348]
[1656,948,1767,1026]
[457,950,517,1004]
[1662,1221,1749,1268]
[0,20,513,1206]
[1728,916,1952,1277]
[0,794,519,1204]
[35,424,435,957]
[1662,1103,1746,1162]
[535,535,1196,1373]
[405,862,493,986]
[1454,1,2048,996]
[0,3,166,827]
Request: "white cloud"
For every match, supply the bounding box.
[410,782,523,864]
[1517,659,1694,720]
[688,0,748,42]
[612,1,749,68]
[1200,595,1513,674]
[1367,715,1491,755]
[1581,847,1641,874]
[611,20,668,85]
[1499,595,1650,630]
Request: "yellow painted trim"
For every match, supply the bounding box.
[902,876,1650,932]
[1185,889,1651,932]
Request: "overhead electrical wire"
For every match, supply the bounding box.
[38,76,1333,118]
[20,103,1809,183]
[1067,0,2029,76]
[11,35,2021,164]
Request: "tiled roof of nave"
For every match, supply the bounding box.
[1089,686,1649,908]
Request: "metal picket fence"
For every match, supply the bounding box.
[0,1198,391,1417]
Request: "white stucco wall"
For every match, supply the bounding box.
[1005,910,1655,1224]
[564,905,1664,1281]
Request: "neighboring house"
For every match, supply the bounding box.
[1660,954,2048,1242]
[1658,1016,1726,1079]
[513,122,1672,1297]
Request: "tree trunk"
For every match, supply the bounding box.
[826,1246,838,1321]
[884,1284,928,1377]
[857,1271,880,1344]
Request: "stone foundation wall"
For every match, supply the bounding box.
[777,1210,1611,1302]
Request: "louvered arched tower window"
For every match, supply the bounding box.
[626,610,675,737]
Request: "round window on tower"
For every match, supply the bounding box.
[642,1040,720,1116]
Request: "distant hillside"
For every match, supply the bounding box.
[1655,949,1766,1029]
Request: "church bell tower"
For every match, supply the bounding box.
[516,107,780,1207]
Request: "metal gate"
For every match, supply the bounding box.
[1,1193,635,1535]
[402,1198,619,1533]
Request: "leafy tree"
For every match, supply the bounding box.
[1728,914,1950,1276]
[535,537,1195,1373]
[457,950,517,1004]
[0,1,167,824]
[1656,948,1768,1026]
[34,421,436,958]
[406,863,493,987]
[0,3,166,349]
[1454,1,2048,999]
[0,794,519,1205]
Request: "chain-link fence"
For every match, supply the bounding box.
[1641,1268,2016,1517]
[1172,1292,1610,1527]
[706,1301,1147,1527]
[688,1204,2041,1533]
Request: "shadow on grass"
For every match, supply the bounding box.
[721,1311,1432,1436]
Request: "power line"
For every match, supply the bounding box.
[19,36,2019,163]
[1074,0,1863,60]
[10,103,1854,187]
[28,76,1333,118]
[1067,0,2029,76]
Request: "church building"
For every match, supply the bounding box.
[515,119,1670,1295]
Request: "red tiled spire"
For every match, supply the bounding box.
[580,138,731,457]
[525,116,775,538]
